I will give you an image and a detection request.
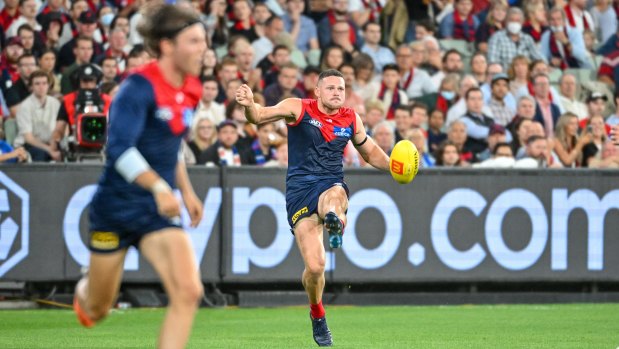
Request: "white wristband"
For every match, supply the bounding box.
[151,179,172,194]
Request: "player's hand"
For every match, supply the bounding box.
[182,191,203,228]
[235,84,254,107]
[154,191,182,219]
[611,125,619,146]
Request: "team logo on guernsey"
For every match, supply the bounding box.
[309,119,323,129]
[182,108,193,128]
[155,107,173,121]
[333,126,352,137]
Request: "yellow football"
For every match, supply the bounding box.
[389,140,419,184]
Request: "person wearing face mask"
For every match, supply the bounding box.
[487,7,544,71]
[412,73,459,117]
[540,8,591,70]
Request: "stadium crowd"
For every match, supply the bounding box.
[0,0,618,168]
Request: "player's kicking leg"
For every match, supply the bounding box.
[295,215,333,347]
[74,249,128,327]
[318,185,348,249]
[140,228,203,349]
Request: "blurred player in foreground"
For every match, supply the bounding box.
[236,70,391,346]
[73,4,207,349]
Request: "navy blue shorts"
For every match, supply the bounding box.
[286,178,349,230]
[88,193,180,253]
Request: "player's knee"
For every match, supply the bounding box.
[306,258,326,278]
[172,279,204,307]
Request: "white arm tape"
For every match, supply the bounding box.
[115,147,151,183]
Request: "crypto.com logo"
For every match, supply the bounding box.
[0,172,29,277]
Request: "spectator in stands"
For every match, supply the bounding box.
[509,117,532,155]
[100,81,118,99]
[215,58,239,103]
[185,117,217,165]
[282,0,319,54]
[540,7,591,70]
[0,0,20,32]
[1,37,24,93]
[17,24,40,57]
[6,0,40,38]
[408,127,434,167]
[476,123,508,162]
[487,7,543,71]
[553,112,591,167]
[475,0,507,53]
[252,2,272,38]
[363,100,385,136]
[264,141,289,167]
[109,15,131,40]
[204,0,229,49]
[480,62,516,111]
[369,64,408,121]
[251,122,280,165]
[38,49,60,96]
[340,62,364,112]
[522,1,548,43]
[447,119,474,164]
[393,105,412,142]
[598,45,619,92]
[428,109,447,153]
[299,65,320,99]
[100,57,119,84]
[415,19,436,41]
[445,74,485,126]
[507,55,530,96]
[361,22,395,74]
[606,92,619,127]
[421,36,442,76]
[58,11,102,72]
[434,140,464,167]
[373,120,395,155]
[470,52,488,85]
[590,0,617,44]
[514,135,553,168]
[196,75,225,125]
[507,94,535,133]
[232,40,261,92]
[351,53,375,100]
[224,79,243,105]
[349,0,385,28]
[230,0,259,42]
[580,92,610,130]
[60,36,94,94]
[14,70,61,161]
[532,74,562,138]
[252,16,284,68]
[319,45,345,72]
[58,0,88,48]
[259,45,292,87]
[202,120,255,166]
[328,20,361,60]
[397,43,436,99]
[461,87,503,159]
[582,114,607,167]
[317,0,360,49]
[6,53,37,117]
[439,0,479,42]
[588,140,619,168]
[487,73,514,126]
[474,141,517,168]
[430,49,463,90]
[202,48,217,77]
[263,62,303,106]
[95,29,127,73]
[411,103,429,130]
[564,0,595,33]
[558,73,588,121]
[39,11,64,51]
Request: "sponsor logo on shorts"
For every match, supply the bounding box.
[334,126,352,138]
[391,160,404,175]
[90,231,120,250]
[291,206,309,224]
[309,119,323,128]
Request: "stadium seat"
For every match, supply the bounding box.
[290,49,308,70]
[306,49,321,67]
[548,69,563,84]
[4,119,17,147]
[564,68,593,83]
[439,39,472,57]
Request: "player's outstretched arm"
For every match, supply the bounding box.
[235,84,301,124]
[352,114,390,172]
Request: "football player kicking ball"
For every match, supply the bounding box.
[236,69,391,346]
[73,4,207,349]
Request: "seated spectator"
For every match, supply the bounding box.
[57,11,103,72]
[487,7,543,71]
[434,140,464,167]
[605,92,619,127]
[351,53,376,100]
[252,2,273,39]
[480,62,517,113]
[6,0,41,38]
[95,29,128,72]
[447,120,473,164]
[252,122,281,165]
[552,112,591,167]
[202,120,255,166]
[196,75,225,125]
[1,37,25,93]
[252,15,284,68]
[5,53,38,117]
[407,127,434,168]
[514,135,555,168]
[507,55,530,96]
[410,103,429,130]
[368,64,408,120]
[17,24,42,57]
[60,36,95,95]
[582,114,607,167]
[226,100,257,150]
[559,73,588,121]
[360,22,395,74]
[430,49,463,91]
[439,0,479,42]
[532,73,562,138]
[588,140,619,168]
[100,81,119,99]
[487,73,515,127]
[0,0,20,34]
[363,100,386,136]
[185,117,217,165]
[57,0,88,48]
[38,49,61,97]
[263,62,304,106]
[319,45,346,72]
[470,52,488,85]
[540,7,591,70]
[415,19,436,41]
[327,20,361,61]
[264,141,289,167]
[475,0,507,53]
[393,105,412,143]
[420,36,442,77]
[260,45,292,88]
[397,42,436,99]
[372,120,394,155]
[0,142,28,163]
[230,0,259,42]
[418,74,460,119]
[515,60,565,114]
[233,40,262,92]
[340,63,364,112]
[100,57,119,84]
[598,46,619,91]
[299,66,321,99]
[509,117,533,156]
[224,79,243,105]
[476,124,507,162]
[564,0,595,33]
[282,0,319,54]
[445,74,490,126]
[522,1,548,43]
[14,70,61,162]
[590,0,617,44]
[317,0,361,50]
[579,92,610,132]
[428,109,447,153]
[349,0,386,28]
[215,58,239,103]
[474,142,516,168]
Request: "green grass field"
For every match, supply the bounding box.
[0,304,617,348]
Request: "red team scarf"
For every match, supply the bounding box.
[435,94,449,114]
[378,82,401,120]
[233,18,255,31]
[361,0,383,22]
[453,11,475,42]
[549,30,577,70]
[523,21,546,42]
[527,81,553,102]
[327,10,357,44]
[401,69,414,90]
[564,5,591,30]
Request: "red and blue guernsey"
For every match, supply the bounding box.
[88,62,201,253]
[285,99,357,228]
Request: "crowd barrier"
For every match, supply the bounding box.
[0,165,618,285]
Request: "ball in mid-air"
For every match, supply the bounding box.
[389,140,419,184]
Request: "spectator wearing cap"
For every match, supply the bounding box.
[39,11,65,51]
[14,70,61,161]
[251,16,284,68]
[540,8,591,70]
[282,0,319,54]
[487,7,543,71]
[5,53,37,117]
[480,63,517,116]
[6,0,41,38]
[558,73,588,121]
[476,124,508,163]
[57,10,103,72]
[396,42,435,99]
[605,92,619,128]
[579,92,611,132]
[532,73,561,138]
[263,62,304,107]
[360,22,395,74]
[60,36,95,94]
[230,0,259,43]
[439,0,479,42]
[202,120,255,166]
[58,0,88,48]
[487,73,515,127]
[0,0,20,32]
[0,37,25,92]
[195,75,226,125]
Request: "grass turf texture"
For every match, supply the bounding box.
[0,304,617,348]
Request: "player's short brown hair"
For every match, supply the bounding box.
[138,4,202,57]
[317,69,343,84]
